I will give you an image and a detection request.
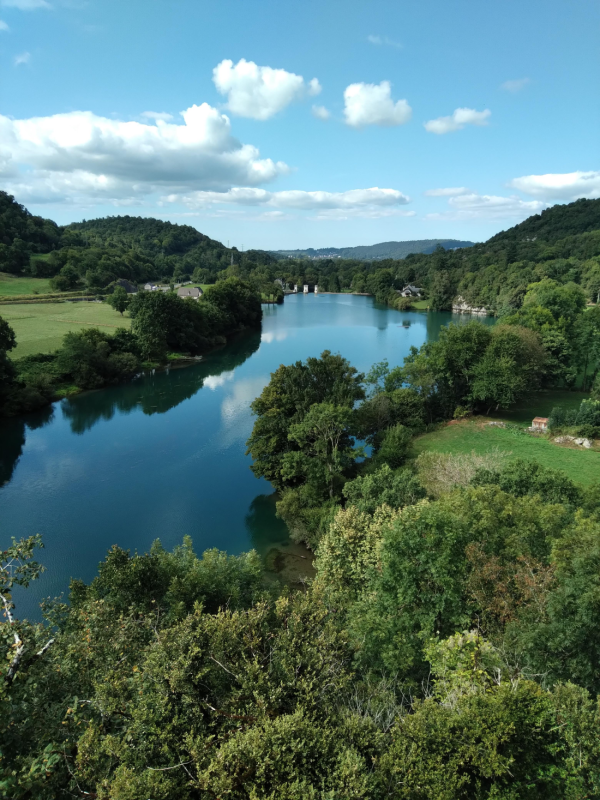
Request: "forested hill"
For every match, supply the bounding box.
[0,192,277,290]
[2,190,599,313]
[489,198,600,245]
[274,238,475,261]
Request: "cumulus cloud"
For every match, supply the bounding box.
[508,170,600,201]
[140,111,174,122]
[212,59,321,120]
[367,34,402,48]
[0,104,289,205]
[424,107,490,134]
[500,77,530,92]
[424,187,469,197]
[14,50,30,65]
[343,81,411,127]
[2,0,50,7]
[426,192,545,221]
[311,105,330,120]
[167,186,410,213]
[0,19,9,29]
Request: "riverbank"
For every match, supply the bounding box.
[1,294,460,620]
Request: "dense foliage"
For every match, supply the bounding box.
[3,449,600,797]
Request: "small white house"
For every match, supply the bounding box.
[144,283,158,291]
[177,286,203,299]
[400,284,424,298]
[303,284,309,293]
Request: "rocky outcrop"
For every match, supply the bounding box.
[452,296,490,316]
[554,435,592,448]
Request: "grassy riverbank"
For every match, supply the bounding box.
[412,415,600,486]
[1,301,131,358]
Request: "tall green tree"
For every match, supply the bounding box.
[246,351,365,490]
[106,285,130,315]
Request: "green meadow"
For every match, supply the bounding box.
[1,302,131,358]
[0,271,54,296]
[412,416,600,486]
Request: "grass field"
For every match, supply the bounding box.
[0,272,53,296]
[412,417,600,486]
[2,302,131,358]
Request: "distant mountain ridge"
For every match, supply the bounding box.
[273,239,475,261]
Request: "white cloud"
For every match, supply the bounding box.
[167,186,411,214]
[424,107,490,134]
[0,19,9,29]
[212,58,321,120]
[203,371,234,390]
[508,170,600,201]
[307,78,322,96]
[2,0,50,7]
[500,77,530,93]
[312,207,415,221]
[343,81,411,127]
[424,187,469,197]
[0,104,289,205]
[311,105,330,120]
[367,34,402,48]
[14,50,30,65]
[426,192,545,221]
[140,111,174,122]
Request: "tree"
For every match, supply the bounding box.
[107,285,130,315]
[55,328,140,389]
[428,270,455,311]
[380,680,565,798]
[0,314,17,412]
[246,351,365,490]
[470,325,545,412]
[0,535,52,686]
[343,464,426,515]
[283,402,357,499]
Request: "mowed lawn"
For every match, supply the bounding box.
[2,302,131,358]
[412,418,600,486]
[0,272,53,296]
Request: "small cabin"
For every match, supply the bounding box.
[177,286,203,300]
[532,417,548,431]
[144,283,158,291]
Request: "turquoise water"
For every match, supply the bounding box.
[0,295,487,618]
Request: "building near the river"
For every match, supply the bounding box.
[177,286,203,299]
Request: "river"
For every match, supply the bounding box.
[0,294,486,618]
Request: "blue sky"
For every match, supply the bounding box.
[2,0,599,249]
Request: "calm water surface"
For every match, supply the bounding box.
[0,294,484,618]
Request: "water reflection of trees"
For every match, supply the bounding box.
[0,405,54,487]
[61,330,262,435]
[244,492,290,555]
